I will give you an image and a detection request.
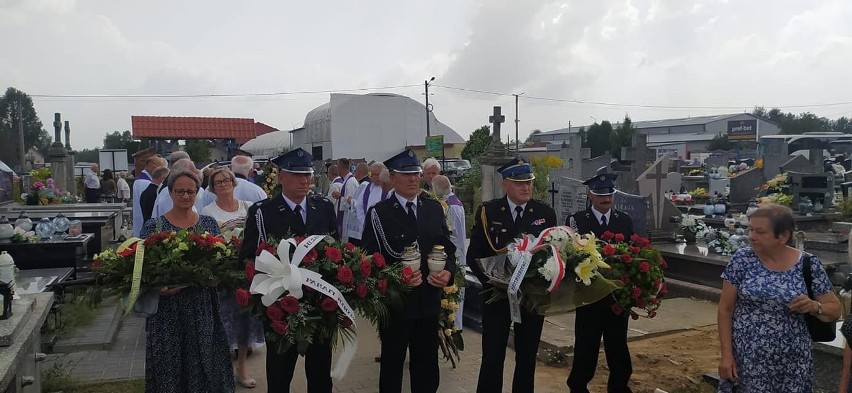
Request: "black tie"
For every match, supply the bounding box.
[601,215,608,228]
[514,205,523,223]
[293,205,306,233]
[406,201,417,223]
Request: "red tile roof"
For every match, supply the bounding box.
[131,116,259,143]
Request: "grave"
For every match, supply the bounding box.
[780,154,815,174]
[553,176,588,221]
[613,190,650,237]
[728,168,765,206]
[708,178,729,198]
[479,106,510,202]
[637,156,681,236]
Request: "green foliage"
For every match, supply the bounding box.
[753,106,832,134]
[583,121,614,158]
[0,87,50,168]
[610,116,636,159]
[708,133,734,151]
[42,356,79,392]
[461,125,493,161]
[75,148,100,163]
[184,139,212,163]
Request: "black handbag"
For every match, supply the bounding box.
[802,254,836,342]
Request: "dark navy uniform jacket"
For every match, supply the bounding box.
[466,196,557,284]
[567,207,634,240]
[361,194,456,319]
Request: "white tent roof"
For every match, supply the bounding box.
[239,129,292,157]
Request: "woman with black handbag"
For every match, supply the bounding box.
[717,204,840,392]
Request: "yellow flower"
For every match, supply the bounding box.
[451,303,460,311]
[443,285,458,294]
[448,313,456,322]
[574,259,596,286]
[444,329,453,337]
[441,299,449,308]
[178,242,189,252]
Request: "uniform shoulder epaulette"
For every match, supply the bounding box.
[310,194,334,205]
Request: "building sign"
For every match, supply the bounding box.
[728,120,757,141]
[425,135,444,156]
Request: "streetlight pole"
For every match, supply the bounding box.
[425,77,435,137]
[513,93,524,152]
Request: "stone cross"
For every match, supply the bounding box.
[53,113,62,145]
[489,106,505,143]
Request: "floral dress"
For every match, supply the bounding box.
[140,215,235,393]
[718,248,832,393]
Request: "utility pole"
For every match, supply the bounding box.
[513,93,523,152]
[17,99,25,171]
[425,77,435,137]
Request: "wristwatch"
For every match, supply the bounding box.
[815,301,823,315]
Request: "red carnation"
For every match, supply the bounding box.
[325,246,343,263]
[636,299,647,308]
[377,279,388,294]
[660,283,668,297]
[640,237,650,246]
[630,233,642,244]
[660,258,668,269]
[639,261,650,273]
[294,236,305,244]
[245,262,256,280]
[603,244,616,257]
[614,233,625,243]
[356,283,369,298]
[630,246,641,254]
[601,231,615,241]
[270,320,289,335]
[372,253,386,268]
[280,296,300,313]
[655,278,662,288]
[337,266,354,284]
[118,243,138,257]
[210,235,225,245]
[340,317,353,329]
[632,287,642,299]
[620,275,630,284]
[360,260,372,278]
[611,303,624,315]
[345,242,356,252]
[321,297,338,312]
[631,312,639,320]
[266,304,284,321]
[235,288,250,306]
[303,248,318,264]
[92,259,103,269]
[620,254,632,264]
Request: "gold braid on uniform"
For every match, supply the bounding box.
[480,205,508,254]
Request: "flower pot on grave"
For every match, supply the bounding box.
[683,231,697,243]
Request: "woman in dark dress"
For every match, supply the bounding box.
[140,169,235,393]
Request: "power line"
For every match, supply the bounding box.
[29,84,420,99]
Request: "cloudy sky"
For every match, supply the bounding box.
[2,0,851,150]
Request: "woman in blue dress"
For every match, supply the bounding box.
[141,170,235,393]
[717,204,840,392]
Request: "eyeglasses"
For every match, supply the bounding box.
[213,179,233,186]
[172,189,197,197]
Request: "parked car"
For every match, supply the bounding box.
[441,159,472,178]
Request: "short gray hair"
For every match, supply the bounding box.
[423,157,441,171]
[168,151,191,166]
[151,166,170,181]
[369,162,386,174]
[166,169,201,191]
[231,155,253,176]
[432,175,451,196]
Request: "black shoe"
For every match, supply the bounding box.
[374,356,381,362]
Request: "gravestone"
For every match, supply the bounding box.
[63,120,77,196]
[480,106,509,202]
[780,154,812,174]
[613,190,650,237]
[637,155,681,231]
[705,153,729,170]
[618,133,653,195]
[709,178,730,197]
[729,168,766,205]
[761,138,788,178]
[662,172,683,195]
[555,176,588,221]
[565,133,590,181]
[582,155,611,181]
[48,113,70,196]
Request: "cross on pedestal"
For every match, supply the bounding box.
[646,158,669,228]
[548,181,559,208]
[489,106,505,142]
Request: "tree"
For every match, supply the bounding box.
[75,148,100,163]
[708,133,734,151]
[184,139,212,163]
[103,130,150,162]
[610,115,636,159]
[461,125,493,161]
[0,87,50,168]
[524,129,542,144]
[583,121,614,158]
[831,117,852,134]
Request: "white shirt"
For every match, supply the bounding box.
[506,198,527,222]
[282,195,307,223]
[235,178,267,203]
[116,178,130,199]
[202,199,252,229]
[591,207,611,226]
[395,193,418,218]
[347,182,385,240]
[85,172,100,189]
[131,178,152,237]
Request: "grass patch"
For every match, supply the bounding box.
[42,356,79,392]
[64,379,145,393]
[46,290,112,339]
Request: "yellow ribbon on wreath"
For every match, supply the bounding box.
[119,237,147,315]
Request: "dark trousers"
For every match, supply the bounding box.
[379,315,439,393]
[265,341,332,393]
[567,297,632,393]
[477,287,545,393]
[85,187,100,203]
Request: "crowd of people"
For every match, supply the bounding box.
[114,146,850,393]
